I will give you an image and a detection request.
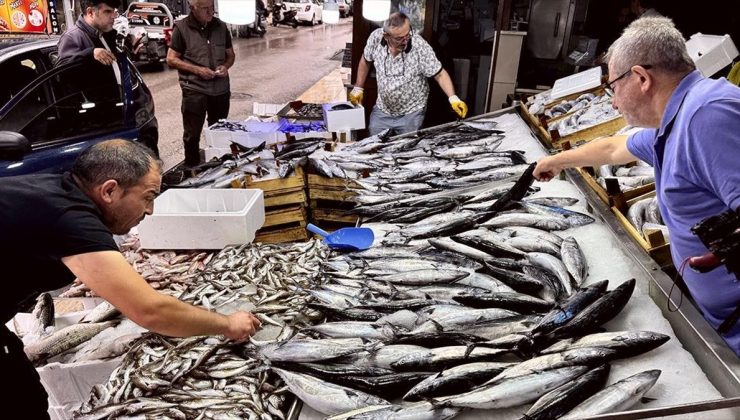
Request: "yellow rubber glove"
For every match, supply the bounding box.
[449,95,468,118]
[349,86,364,106]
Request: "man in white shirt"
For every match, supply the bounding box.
[350,12,468,135]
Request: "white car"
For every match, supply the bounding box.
[283,0,322,25]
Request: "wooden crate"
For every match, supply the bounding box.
[255,224,309,244]
[575,166,655,207]
[246,166,306,191]
[263,204,308,228]
[310,198,359,225]
[610,191,672,267]
[520,85,627,151]
[548,115,627,150]
[263,187,307,208]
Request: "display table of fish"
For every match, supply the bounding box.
[295,111,732,420]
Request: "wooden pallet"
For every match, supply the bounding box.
[575,166,655,207]
[611,191,672,267]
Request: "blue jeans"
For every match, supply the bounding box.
[368,105,425,136]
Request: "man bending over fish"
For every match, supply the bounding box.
[534,17,740,357]
[0,140,261,418]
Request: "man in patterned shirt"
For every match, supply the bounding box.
[349,12,468,135]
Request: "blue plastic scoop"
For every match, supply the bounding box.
[307,223,375,251]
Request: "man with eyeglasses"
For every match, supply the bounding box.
[57,0,121,67]
[534,17,740,356]
[349,12,468,135]
[167,0,234,167]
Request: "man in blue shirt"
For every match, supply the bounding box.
[534,17,740,356]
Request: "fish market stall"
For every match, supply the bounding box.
[30,107,740,419]
[292,108,739,419]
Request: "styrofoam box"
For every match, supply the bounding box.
[322,102,366,132]
[686,33,739,77]
[137,189,265,250]
[205,120,283,149]
[550,66,602,101]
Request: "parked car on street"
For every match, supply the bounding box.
[337,0,351,17]
[120,2,174,66]
[0,35,158,177]
[282,0,323,25]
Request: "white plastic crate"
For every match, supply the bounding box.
[137,189,265,250]
[322,102,366,132]
[686,33,739,77]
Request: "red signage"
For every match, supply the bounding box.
[0,0,59,34]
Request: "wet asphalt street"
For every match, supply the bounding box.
[139,18,353,170]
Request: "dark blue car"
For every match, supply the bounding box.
[0,35,158,176]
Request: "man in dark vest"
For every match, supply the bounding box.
[166,0,234,167]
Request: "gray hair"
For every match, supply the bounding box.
[606,17,695,75]
[72,140,162,191]
[383,12,410,33]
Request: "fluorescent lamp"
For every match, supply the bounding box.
[218,0,256,24]
[363,0,389,21]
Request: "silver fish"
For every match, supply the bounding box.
[560,370,661,419]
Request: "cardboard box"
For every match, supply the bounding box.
[322,102,366,132]
[686,33,739,77]
[137,189,265,250]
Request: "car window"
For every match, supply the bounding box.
[0,53,43,110]
[0,60,125,146]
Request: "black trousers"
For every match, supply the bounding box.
[0,326,49,419]
[181,88,231,166]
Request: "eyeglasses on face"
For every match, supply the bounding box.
[603,64,652,97]
[384,30,411,45]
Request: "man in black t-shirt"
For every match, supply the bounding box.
[0,140,261,418]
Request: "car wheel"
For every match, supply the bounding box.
[310,14,316,25]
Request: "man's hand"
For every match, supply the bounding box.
[196,66,217,80]
[533,156,563,182]
[224,311,262,342]
[93,48,117,65]
[349,86,364,106]
[449,95,468,118]
[214,65,229,78]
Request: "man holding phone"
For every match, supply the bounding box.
[166,0,234,167]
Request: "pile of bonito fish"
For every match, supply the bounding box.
[597,160,655,192]
[73,116,672,419]
[550,95,621,136]
[170,137,329,188]
[247,121,670,419]
[628,196,669,242]
[541,93,600,119]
